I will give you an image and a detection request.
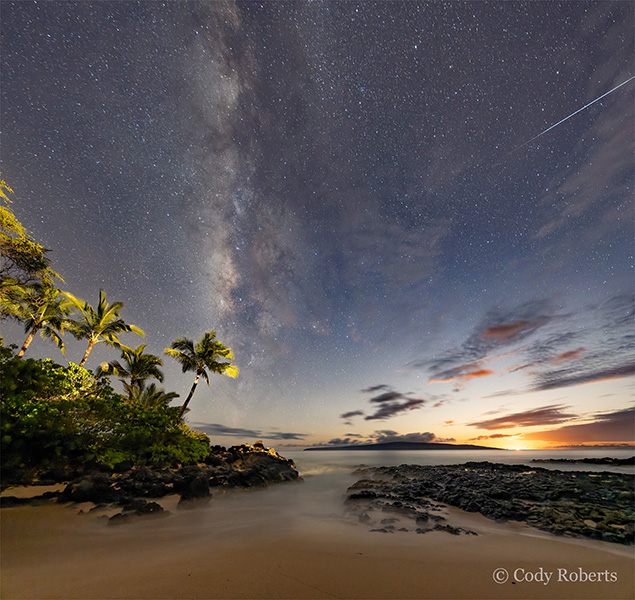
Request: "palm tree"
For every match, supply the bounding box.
[128,382,179,410]
[0,280,70,357]
[97,344,163,397]
[63,289,144,367]
[164,330,238,419]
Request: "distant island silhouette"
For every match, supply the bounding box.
[304,441,503,451]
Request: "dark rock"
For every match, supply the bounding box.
[347,461,634,544]
[62,474,121,504]
[113,461,134,473]
[179,473,211,500]
[108,500,167,525]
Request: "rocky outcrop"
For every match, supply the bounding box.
[2,443,300,519]
[347,462,635,544]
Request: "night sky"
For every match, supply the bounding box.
[1,1,633,449]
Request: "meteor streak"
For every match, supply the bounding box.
[500,75,635,160]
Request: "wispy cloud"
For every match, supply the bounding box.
[469,433,518,441]
[523,407,635,443]
[361,384,390,393]
[409,295,634,403]
[532,363,635,392]
[340,410,365,426]
[372,430,436,444]
[430,364,495,384]
[343,385,428,422]
[365,398,425,421]
[192,422,308,441]
[468,404,576,431]
[550,347,586,364]
[340,410,365,419]
[319,430,439,447]
[408,299,559,384]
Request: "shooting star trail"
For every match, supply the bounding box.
[499,75,635,162]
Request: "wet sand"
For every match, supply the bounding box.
[1,484,633,600]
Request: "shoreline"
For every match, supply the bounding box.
[2,481,634,600]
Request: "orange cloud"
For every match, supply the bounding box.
[523,407,634,443]
[430,365,495,384]
[482,320,534,340]
[463,368,495,379]
[469,433,518,441]
[469,404,576,430]
[550,347,586,364]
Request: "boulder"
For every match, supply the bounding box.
[62,474,121,504]
[177,473,211,508]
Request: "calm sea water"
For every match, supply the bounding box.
[185,448,633,536]
[284,448,635,476]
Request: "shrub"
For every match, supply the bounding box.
[0,351,211,481]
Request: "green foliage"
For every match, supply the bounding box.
[0,351,211,480]
[97,344,164,398]
[0,280,71,356]
[0,174,60,295]
[165,330,238,418]
[63,289,145,367]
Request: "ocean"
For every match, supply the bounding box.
[182,448,635,538]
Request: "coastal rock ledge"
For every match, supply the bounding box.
[347,462,635,544]
[2,442,300,519]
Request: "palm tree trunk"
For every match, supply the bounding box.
[179,372,202,419]
[17,325,40,358]
[79,339,97,367]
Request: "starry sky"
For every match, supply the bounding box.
[1,1,633,450]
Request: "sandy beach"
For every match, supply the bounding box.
[2,480,633,600]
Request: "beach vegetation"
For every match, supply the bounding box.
[165,330,238,419]
[0,178,237,485]
[97,344,164,399]
[0,176,62,318]
[0,346,211,482]
[0,280,71,357]
[62,289,145,367]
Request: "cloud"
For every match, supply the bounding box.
[365,398,425,421]
[340,410,365,419]
[550,347,586,364]
[268,431,310,440]
[468,404,576,431]
[369,391,408,403]
[361,384,390,393]
[469,433,517,441]
[345,386,427,422]
[193,423,261,438]
[536,70,634,243]
[409,299,559,384]
[547,443,635,450]
[372,430,437,444]
[324,437,368,447]
[523,407,635,443]
[430,364,495,384]
[532,363,635,392]
[192,422,308,441]
[481,319,548,341]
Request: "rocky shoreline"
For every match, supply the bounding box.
[532,456,635,466]
[346,461,635,544]
[1,442,300,523]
